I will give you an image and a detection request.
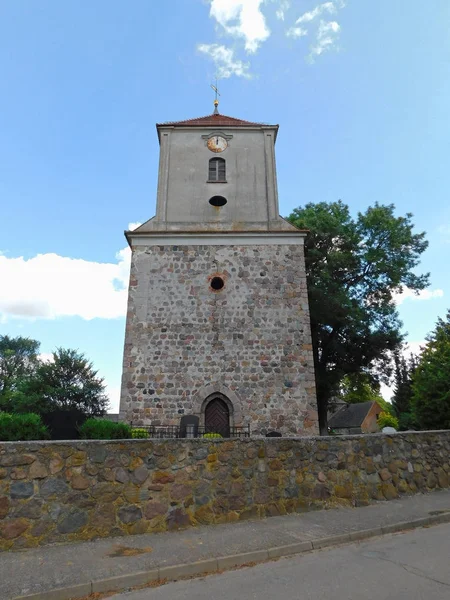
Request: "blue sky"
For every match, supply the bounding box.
[1,1,449,410]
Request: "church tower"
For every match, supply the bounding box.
[120,104,318,436]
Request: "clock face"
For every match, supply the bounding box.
[207,135,228,153]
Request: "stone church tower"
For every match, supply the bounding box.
[120,104,318,436]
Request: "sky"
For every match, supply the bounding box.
[1,1,449,411]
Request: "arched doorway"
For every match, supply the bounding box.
[204,397,230,437]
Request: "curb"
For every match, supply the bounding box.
[14,512,450,600]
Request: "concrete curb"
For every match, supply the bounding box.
[14,512,450,600]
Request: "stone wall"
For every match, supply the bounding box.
[1,432,449,551]
[120,243,317,435]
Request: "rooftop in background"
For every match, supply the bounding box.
[328,401,378,429]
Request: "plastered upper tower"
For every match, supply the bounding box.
[120,106,318,436]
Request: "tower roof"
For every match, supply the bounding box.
[156,112,277,129]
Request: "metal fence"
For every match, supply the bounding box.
[130,423,250,439]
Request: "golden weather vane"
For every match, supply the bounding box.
[210,79,220,113]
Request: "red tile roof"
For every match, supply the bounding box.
[157,112,276,128]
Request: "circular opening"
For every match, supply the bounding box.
[209,196,227,207]
[210,276,225,291]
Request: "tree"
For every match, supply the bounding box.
[391,349,419,430]
[288,201,428,435]
[377,411,399,430]
[339,373,384,405]
[412,311,450,430]
[0,335,40,411]
[16,348,109,417]
[337,373,395,416]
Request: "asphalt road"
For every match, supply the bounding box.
[108,523,450,600]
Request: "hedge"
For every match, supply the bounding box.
[79,418,132,440]
[0,412,49,441]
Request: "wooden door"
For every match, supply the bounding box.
[205,398,230,437]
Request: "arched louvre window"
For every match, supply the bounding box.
[208,158,226,182]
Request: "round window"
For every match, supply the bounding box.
[209,196,227,207]
[210,276,225,291]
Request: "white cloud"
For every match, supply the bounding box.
[286,26,308,39]
[295,1,337,25]
[38,353,54,363]
[309,20,340,59]
[197,43,252,78]
[286,1,345,61]
[275,0,290,21]
[208,0,270,54]
[128,222,142,231]
[0,250,130,321]
[106,384,121,413]
[0,223,142,322]
[379,382,393,402]
[394,288,444,305]
[404,340,426,357]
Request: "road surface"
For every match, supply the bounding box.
[108,523,450,600]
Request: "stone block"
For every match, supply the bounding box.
[152,471,175,484]
[57,508,88,533]
[71,475,90,490]
[0,496,9,519]
[29,461,48,479]
[381,483,398,500]
[0,518,29,539]
[13,498,43,519]
[118,505,143,524]
[40,478,68,498]
[10,481,34,499]
[166,508,191,530]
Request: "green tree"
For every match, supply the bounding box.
[412,311,450,430]
[337,373,394,416]
[392,349,419,430]
[339,373,384,405]
[377,411,399,430]
[288,201,428,435]
[0,335,40,411]
[16,348,109,417]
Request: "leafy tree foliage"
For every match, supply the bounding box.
[0,335,40,411]
[15,348,109,417]
[337,373,394,416]
[412,311,450,430]
[377,411,399,430]
[392,350,419,430]
[288,201,428,435]
[339,373,384,405]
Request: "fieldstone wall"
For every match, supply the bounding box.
[1,432,449,551]
[120,243,317,435]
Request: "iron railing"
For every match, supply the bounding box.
[130,423,250,439]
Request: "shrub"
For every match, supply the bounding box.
[0,412,49,441]
[378,411,399,430]
[79,418,132,440]
[202,432,222,439]
[131,428,149,439]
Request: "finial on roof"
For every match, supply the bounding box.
[210,80,220,114]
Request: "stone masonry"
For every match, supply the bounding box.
[119,110,318,432]
[1,432,449,551]
[120,243,317,435]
